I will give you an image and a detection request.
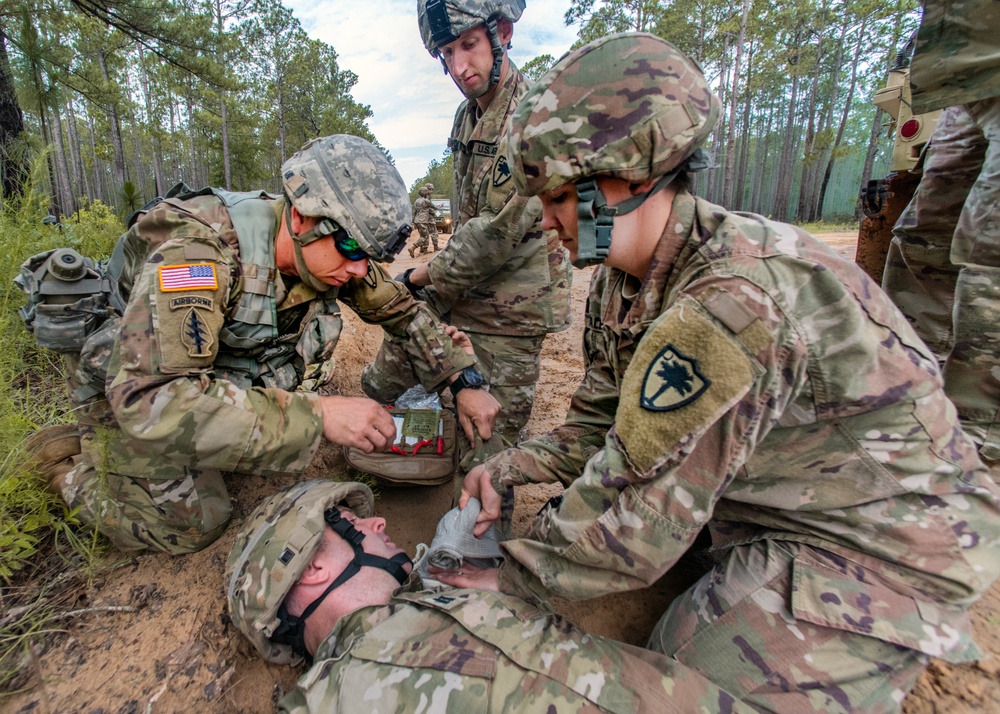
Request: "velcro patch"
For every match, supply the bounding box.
[492,155,512,187]
[640,345,711,411]
[169,295,214,311]
[159,263,218,292]
[180,307,214,358]
[617,299,757,473]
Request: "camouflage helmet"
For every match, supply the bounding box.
[280,135,412,280]
[417,0,525,97]
[225,480,375,664]
[419,183,434,197]
[507,33,720,267]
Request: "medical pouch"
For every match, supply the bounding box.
[343,408,458,486]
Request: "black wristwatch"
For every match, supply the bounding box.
[396,268,421,298]
[449,366,485,399]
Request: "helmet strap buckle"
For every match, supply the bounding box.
[573,178,614,268]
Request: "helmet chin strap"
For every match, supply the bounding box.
[284,203,336,293]
[271,508,412,660]
[572,169,683,269]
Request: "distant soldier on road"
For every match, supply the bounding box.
[409,183,440,256]
[881,0,1000,462]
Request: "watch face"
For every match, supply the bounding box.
[463,367,484,388]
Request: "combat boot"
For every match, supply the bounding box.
[408,246,416,258]
[25,423,81,496]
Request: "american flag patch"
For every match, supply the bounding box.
[158,263,218,292]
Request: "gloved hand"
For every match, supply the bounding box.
[395,268,425,300]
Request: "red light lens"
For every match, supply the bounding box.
[900,119,921,139]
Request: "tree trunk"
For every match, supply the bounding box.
[795,7,827,223]
[818,17,866,221]
[66,97,90,202]
[138,46,164,196]
[98,48,128,198]
[773,34,803,222]
[722,0,751,207]
[0,28,27,204]
[51,100,77,215]
[86,105,105,204]
[216,0,232,190]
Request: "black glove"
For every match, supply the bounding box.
[395,268,425,300]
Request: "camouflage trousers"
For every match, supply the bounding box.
[882,99,1000,460]
[363,330,544,497]
[411,222,439,253]
[59,418,231,554]
[648,540,931,713]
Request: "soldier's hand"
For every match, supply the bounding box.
[319,396,395,452]
[444,325,474,355]
[456,388,499,442]
[429,564,500,592]
[460,465,501,538]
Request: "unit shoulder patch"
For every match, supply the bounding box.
[640,345,711,411]
[159,263,218,292]
[617,299,758,472]
[180,307,214,358]
[492,155,512,188]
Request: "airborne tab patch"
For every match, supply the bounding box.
[640,345,711,411]
[159,263,218,292]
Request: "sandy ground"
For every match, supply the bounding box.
[3,231,999,713]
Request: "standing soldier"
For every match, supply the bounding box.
[443,34,1000,713]
[20,134,499,555]
[363,0,571,478]
[881,0,1000,463]
[409,183,440,256]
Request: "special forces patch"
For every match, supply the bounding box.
[492,155,512,187]
[180,307,214,358]
[640,344,711,411]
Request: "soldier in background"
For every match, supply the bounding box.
[408,183,440,257]
[225,479,752,714]
[363,0,571,479]
[881,0,1000,462]
[443,34,1000,712]
[27,135,498,555]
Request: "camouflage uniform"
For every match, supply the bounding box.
[279,580,755,714]
[225,480,752,714]
[363,6,571,468]
[57,153,473,555]
[492,34,1000,712]
[881,0,1000,460]
[411,189,439,254]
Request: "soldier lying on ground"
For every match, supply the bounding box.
[24,134,500,555]
[225,479,755,714]
[439,34,1000,713]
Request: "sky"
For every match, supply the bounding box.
[285,0,580,190]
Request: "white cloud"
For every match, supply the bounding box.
[285,0,578,188]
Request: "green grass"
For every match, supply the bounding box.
[796,219,860,234]
[0,160,123,695]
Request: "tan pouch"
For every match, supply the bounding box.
[344,409,457,486]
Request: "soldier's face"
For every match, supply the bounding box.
[439,25,495,98]
[330,507,411,578]
[539,183,580,261]
[297,215,370,287]
[539,178,651,274]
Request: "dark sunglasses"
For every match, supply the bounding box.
[331,227,369,261]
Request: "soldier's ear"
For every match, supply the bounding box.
[497,17,513,45]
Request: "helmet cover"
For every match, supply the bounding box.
[507,32,721,198]
[417,0,525,55]
[281,135,412,263]
[225,480,375,664]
